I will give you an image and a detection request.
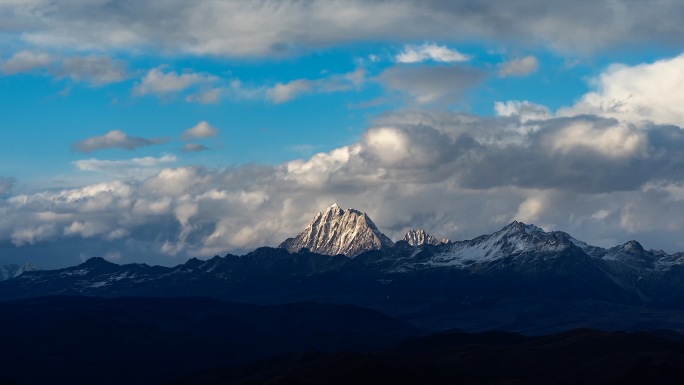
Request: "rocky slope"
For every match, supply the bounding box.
[279,203,394,257]
[402,229,449,246]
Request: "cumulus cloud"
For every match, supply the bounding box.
[560,54,684,127]
[72,130,168,153]
[544,120,646,158]
[132,67,218,98]
[182,121,219,141]
[5,1,684,57]
[378,65,485,104]
[498,56,539,77]
[396,43,470,63]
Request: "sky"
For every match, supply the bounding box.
[3,0,684,268]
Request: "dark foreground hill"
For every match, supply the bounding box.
[169,328,684,385]
[0,296,422,385]
[3,296,684,385]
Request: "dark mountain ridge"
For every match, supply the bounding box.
[5,207,684,384]
[5,211,684,333]
[0,222,684,333]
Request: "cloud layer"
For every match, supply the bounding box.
[8,102,684,267]
[0,51,128,85]
[5,1,684,56]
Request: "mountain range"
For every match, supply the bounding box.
[5,204,684,384]
[4,204,684,334]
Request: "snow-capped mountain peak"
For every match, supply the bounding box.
[499,220,545,236]
[622,240,645,252]
[279,204,394,257]
[403,229,442,246]
[427,221,582,267]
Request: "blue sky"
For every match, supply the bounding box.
[3,1,684,267]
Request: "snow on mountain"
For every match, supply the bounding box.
[427,221,586,267]
[402,229,448,246]
[0,262,39,281]
[279,203,394,257]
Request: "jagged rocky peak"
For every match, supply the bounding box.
[279,203,394,258]
[500,220,545,235]
[403,229,449,246]
[495,221,583,247]
[622,240,645,252]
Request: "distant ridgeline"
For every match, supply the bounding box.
[4,204,684,334]
[0,262,39,282]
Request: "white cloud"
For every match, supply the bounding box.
[162,200,199,255]
[0,50,53,74]
[591,209,610,221]
[225,79,267,101]
[182,121,219,140]
[396,43,470,63]
[185,87,223,104]
[266,79,314,104]
[11,225,57,246]
[545,120,647,158]
[73,155,178,173]
[264,68,366,104]
[364,127,410,165]
[344,67,366,87]
[498,56,539,77]
[0,51,128,86]
[132,197,173,216]
[142,167,209,197]
[514,193,548,224]
[58,55,129,85]
[560,54,684,127]
[64,221,99,238]
[72,130,168,153]
[133,67,218,98]
[494,100,552,122]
